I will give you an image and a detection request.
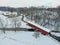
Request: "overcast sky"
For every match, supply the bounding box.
[0,0,60,8]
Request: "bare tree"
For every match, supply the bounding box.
[12,15,21,31]
[0,18,8,33]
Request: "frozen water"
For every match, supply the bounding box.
[0,31,60,45]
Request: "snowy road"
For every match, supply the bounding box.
[0,31,60,45]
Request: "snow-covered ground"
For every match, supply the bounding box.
[0,14,60,45]
[0,31,60,45]
[0,14,31,28]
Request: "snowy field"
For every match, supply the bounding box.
[0,13,60,45]
[0,31,60,45]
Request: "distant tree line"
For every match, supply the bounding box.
[0,6,60,14]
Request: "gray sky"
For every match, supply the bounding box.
[0,0,60,7]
